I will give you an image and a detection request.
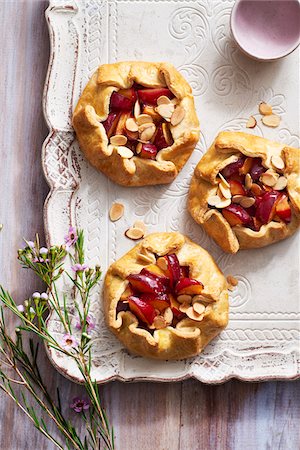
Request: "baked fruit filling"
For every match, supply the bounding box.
[102,85,185,160]
[207,154,291,231]
[116,253,210,331]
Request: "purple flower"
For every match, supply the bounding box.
[65,227,78,248]
[75,315,96,333]
[71,263,88,273]
[39,247,48,256]
[17,305,24,312]
[62,334,78,350]
[70,397,90,413]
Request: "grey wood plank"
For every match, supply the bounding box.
[0,2,299,450]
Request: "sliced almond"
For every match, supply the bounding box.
[162,123,173,146]
[218,173,230,188]
[110,134,127,146]
[177,294,192,304]
[232,195,244,204]
[273,176,288,191]
[134,100,141,119]
[133,220,146,233]
[179,302,191,313]
[156,103,174,121]
[125,227,144,240]
[260,171,279,187]
[136,114,153,125]
[136,142,142,154]
[259,102,273,116]
[126,118,139,133]
[219,183,232,199]
[239,196,255,208]
[170,105,185,126]
[192,294,215,304]
[227,275,238,287]
[262,114,281,128]
[271,155,285,170]
[109,203,124,222]
[164,307,173,325]
[208,195,222,207]
[117,146,134,159]
[153,315,167,329]
[157,95,172,105]
[246,116,257,128]
[251,183,264,196]
[157,257,168,271]
[186,306,204,322]
[245,173,253,190]
[215,198,231,209]
[140,124,156,142]
[137,252,155,264]
[193,302,206,315]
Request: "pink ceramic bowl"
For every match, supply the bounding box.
[231,0,300,61]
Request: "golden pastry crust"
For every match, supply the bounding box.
[188,131,300,253]
[72,61,200,186]
[104,232,228,360]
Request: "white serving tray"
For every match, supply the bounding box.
[43,0,300,383]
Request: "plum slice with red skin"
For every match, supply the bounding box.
[255,190,282,225]
[138,88,174,105]
[118,88,137,103]
[140,293,170,312]
[249,158,266,181]
[222,204,252,227]
[140,144,158,160]
[229,180,246,196]
[175,278,204,296]
[128,273,165,295]
[153,124,169,150]
[102,112,120,137]
[128,296,156,325]
[275,194,292,223]
[161,254,181,286]
[140,268,170,291]
[221,157,245,179]
[110,91,134,111]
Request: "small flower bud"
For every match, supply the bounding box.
[29,307,35,314]
[27,241,35,248]
[39,247,48,256]
[32,292,41,300]
[17,305,25,312]
[82,332,91,340]
[24,300,29,307]
[40,292,48,301]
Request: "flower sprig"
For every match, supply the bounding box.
[0,228,114,450]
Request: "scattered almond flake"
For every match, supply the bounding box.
[137,252,155,264]
[156,103,174,121]
[153,315,167,329]
[259,102,273,116]
[117,146,134,159]
[219,183,232,199]
[177,294,192,304]
[193,302,206,315]
[109,203,124,222]
[140,124,156,142]
[260,171,279,187]
[162,123,173,146]
[245,173,253,190]
[186,306,204,322]
[157,95,172,105]
[215,198,231,209]
[170,105,185,126]
[126,118,139,132]
[218,173,230,188]
[125,227,144,240]
[246,115,257,128]
[274,176,288,191]
[136,142,143,154]
[110,134,127,146]
[136,114,153,125]
[232,195,244,204]
[164,307,173,324]
[134,100,141,119]
[192,294,215,304]
[262,114,281,128]
[179,302,191,313]
[227,275,238,287]
[0,224,3,231]
[208,195,222,207]
[138,122,154,132]
[133,220,146,233]
[251,183,264,196]
[156,257,168,271]
[271,155,285,170]
[239,196,256,208]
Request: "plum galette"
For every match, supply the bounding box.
[72,61,199,186]
[104,232,228,360]
[188,131,300,253]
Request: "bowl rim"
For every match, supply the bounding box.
[230,0,300,62]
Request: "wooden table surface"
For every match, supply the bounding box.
[0,2,299,449]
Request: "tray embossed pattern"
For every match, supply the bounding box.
[43,0,300,383]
